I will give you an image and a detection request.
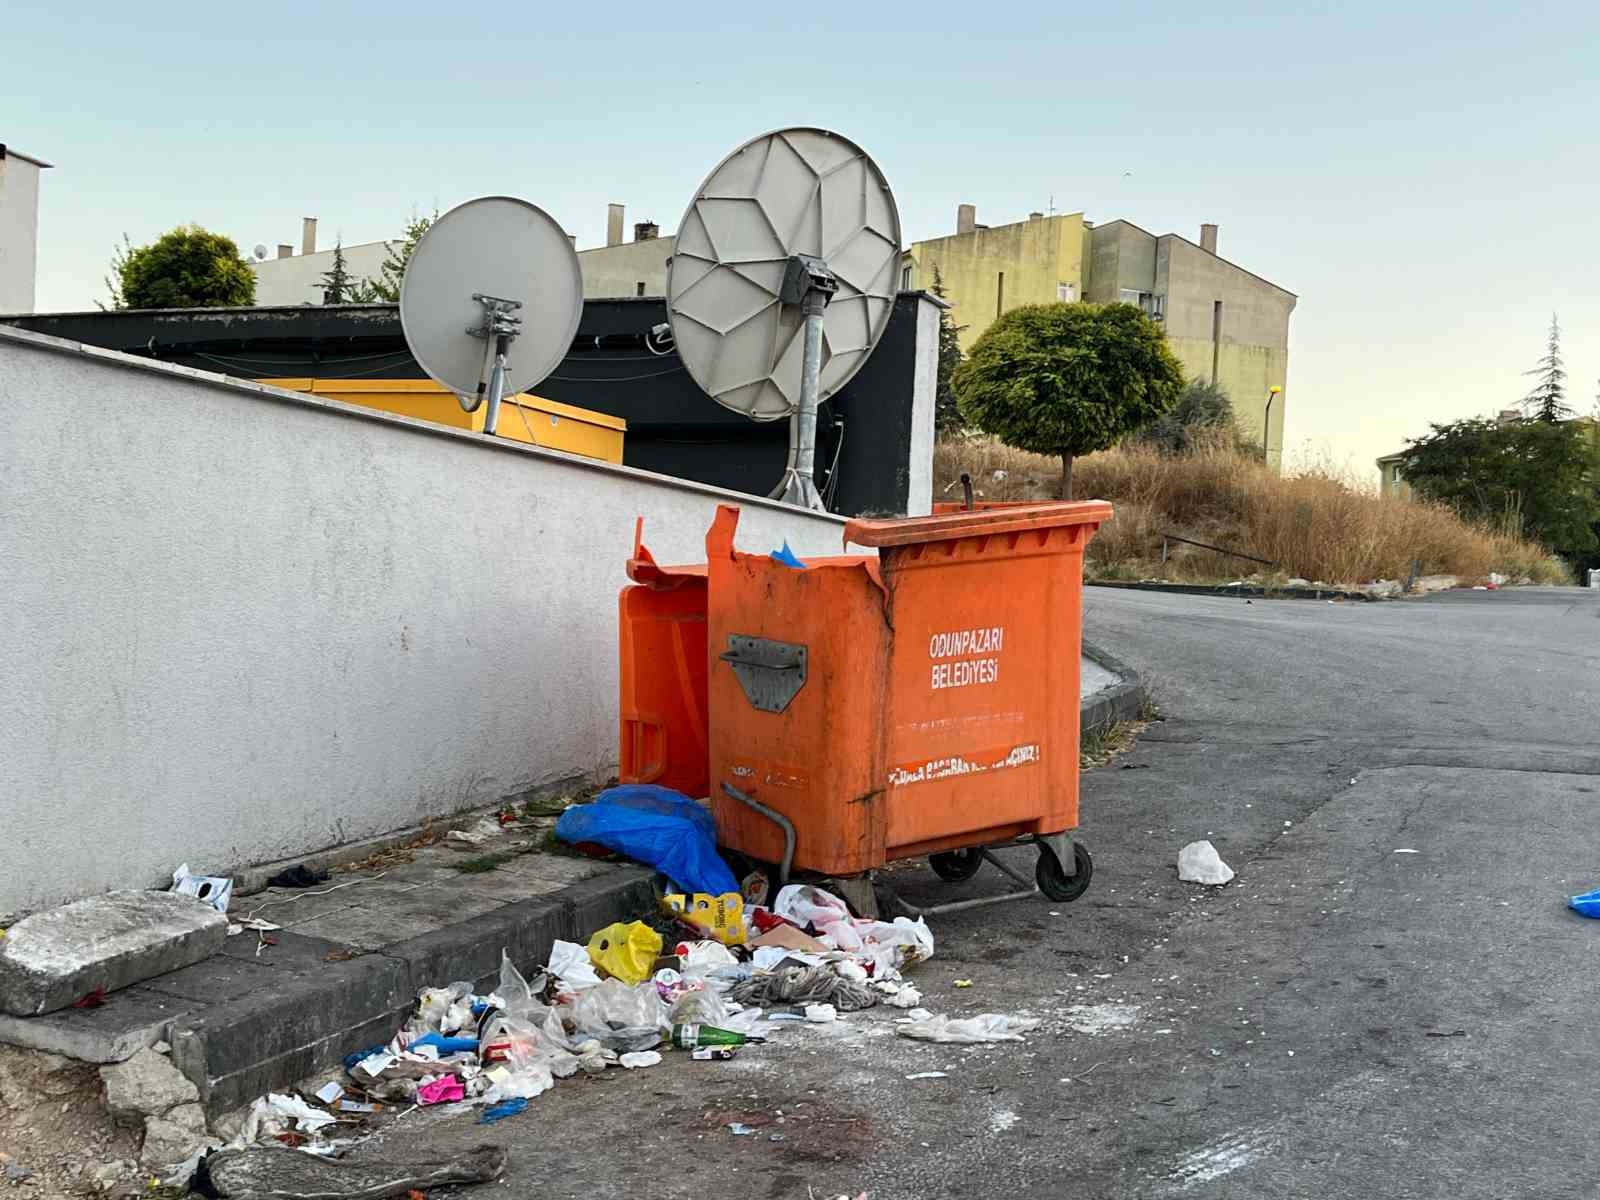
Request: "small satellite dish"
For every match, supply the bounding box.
[399,196,582,436]
[667,128,901,510]
[252,244,268,261]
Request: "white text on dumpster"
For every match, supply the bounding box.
[928,625,1004,690]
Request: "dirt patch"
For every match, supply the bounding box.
[0,1046,140,1197]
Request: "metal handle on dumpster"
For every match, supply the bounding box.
[718,635,808,713]
[722,783,795,886]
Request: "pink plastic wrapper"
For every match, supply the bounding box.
[417,1075,466,1106]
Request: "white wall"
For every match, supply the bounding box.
[249,240,395,306]
[0,153,43,315]
[0,326,860,919]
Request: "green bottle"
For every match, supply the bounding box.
[670,1023,765,1049]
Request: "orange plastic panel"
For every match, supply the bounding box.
[705,501,1108,876]
[617,519,710,799]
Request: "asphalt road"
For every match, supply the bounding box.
[388,585,1600,1199]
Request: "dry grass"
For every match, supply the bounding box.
[935,435,1571,586]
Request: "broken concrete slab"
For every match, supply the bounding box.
[0,984,197,1062]
[199,1143,506,1198]
[100,1046,199,1119]
[0,891,227,1017]
[140,1101,214,1169]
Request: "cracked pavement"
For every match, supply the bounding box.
[374,585,1600,1199]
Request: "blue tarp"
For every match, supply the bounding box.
[555,785,739,896]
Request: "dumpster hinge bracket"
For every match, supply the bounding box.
[720,635,808,713]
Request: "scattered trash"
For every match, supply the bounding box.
[586,921,664,986]
[314,1081,344,1105]
[1393,848,1419,855]
[769,541,807,569]
[732,962,877,1012]
[804,1003,837,1023]
[171,863,233,913]
[338,1099,378,1114]
[1063,1004,1140,1036]
[691,1047,738,1061]
[555,785,739,895]
[265,864,330,889]
[1177,840,1235,886]
[953,979,973,989]
[904,1071,948,1080]
[897,1013,1040,1044]
[664,892,748,946]
[417,1075,466,1105]
[1424,1029,1467,1038]
[672,1023,765,1049]
[546,940,602,991]
[1570,888,1600,919]
[197,1143,507,1198]
[620,1050,663,1069]
[479,1098,528,1125]
[726,1122,757,1136]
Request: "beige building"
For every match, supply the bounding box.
[249,205,676,306]
[906,208,1297,468]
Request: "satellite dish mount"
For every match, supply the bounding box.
[464,292,524,433]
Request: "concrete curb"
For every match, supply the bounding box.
[1081,640,1146,736]
[169,867,655,1117]
[1087,580,1374,602]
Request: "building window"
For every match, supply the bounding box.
[636,281,646,296]
[1057,282,1076,302]
[996,272,1005,318]
[901,265,912,290]
[1119,288,1141,305]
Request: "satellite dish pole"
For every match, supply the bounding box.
[775,255,838,509]
[466,292,523,435]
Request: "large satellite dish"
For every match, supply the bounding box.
[666,128,901,510]
[400,196,582,436]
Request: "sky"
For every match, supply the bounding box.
[6,0,1598,479]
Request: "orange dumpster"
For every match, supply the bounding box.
[705,500,1110,908]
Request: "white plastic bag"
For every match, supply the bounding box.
[1178,840,1234,886]
[481,1062,554,1104]
[772,884,852,931]
[547,940,601,991]
[171,864,233,914]
[896,1013,1039,1044]
[858,917,934,975]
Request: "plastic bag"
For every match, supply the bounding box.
[772,884,852,931]
[587,921,663,986]
[497,952,549,1024]
[555,785,739,895]
[171,863,233,914]
[858,917,935,975]
[1570,888,1600,918]
[547,941,601,991]
[896,1013,1039,1044]
[567,977,665,1051]
[482,1063,554,1105]
[668,988,729,1026]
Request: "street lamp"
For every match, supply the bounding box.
[1263,386,1282,461]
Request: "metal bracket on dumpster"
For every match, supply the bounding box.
[720,635,808,713]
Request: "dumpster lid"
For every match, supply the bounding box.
[844,500,1113,548]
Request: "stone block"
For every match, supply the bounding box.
[140,1102,214,1168]
[100,1047,198,1119]
[0,892,226,1017]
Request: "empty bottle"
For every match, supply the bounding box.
[670,1023,764,1049]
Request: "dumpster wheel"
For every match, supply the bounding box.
[1036,841,1094,902]
[928,848,985,882]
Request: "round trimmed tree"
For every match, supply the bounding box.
[955,302,1185,498]
[113,225,256,310]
